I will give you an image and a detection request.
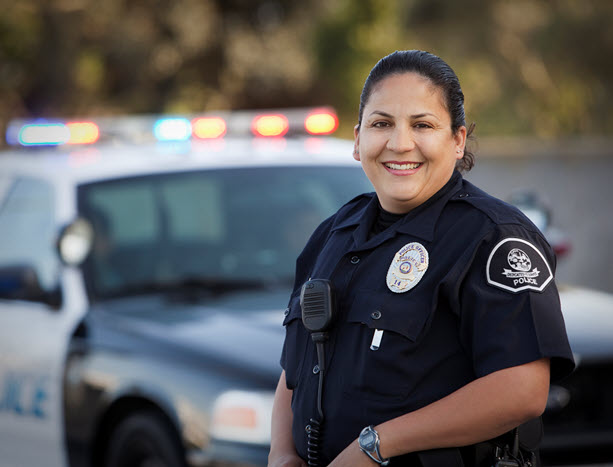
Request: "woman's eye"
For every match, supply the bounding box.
[372,121,390,128]
[415,122,434,129]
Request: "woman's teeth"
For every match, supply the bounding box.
[385,162,421,170]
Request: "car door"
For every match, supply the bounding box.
[0,176,77,467]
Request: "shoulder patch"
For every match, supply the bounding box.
[486,238,553,293]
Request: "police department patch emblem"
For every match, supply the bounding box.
[486,238,553,293]
[386,242,429,293]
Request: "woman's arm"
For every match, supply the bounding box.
[269,371,307,467]
[329,358,550,466]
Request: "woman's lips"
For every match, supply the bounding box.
[383,161,422,174]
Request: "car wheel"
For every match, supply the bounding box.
[104,411,185,467]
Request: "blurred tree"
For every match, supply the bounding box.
[0,0,611,142]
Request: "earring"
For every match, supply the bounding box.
[456,149,462,153]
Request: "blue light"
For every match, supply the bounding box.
[153,118,192,142]
[18,123,70,146]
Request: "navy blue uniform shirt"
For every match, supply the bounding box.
[280,171,574,465]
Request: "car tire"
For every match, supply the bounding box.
[104,411,185,467]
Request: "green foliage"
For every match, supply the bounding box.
[1,0,612,140]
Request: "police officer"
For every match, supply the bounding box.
[268,50,574,467]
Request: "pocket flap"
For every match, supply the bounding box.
[347,290,431,342]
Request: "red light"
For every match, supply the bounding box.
[304,110,338,135]
[67,122,99,144]
[251,114,289,137]
[193,117,227,139]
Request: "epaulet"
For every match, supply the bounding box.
[450,180,538,230]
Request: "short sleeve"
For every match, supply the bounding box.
[459,224,575,383]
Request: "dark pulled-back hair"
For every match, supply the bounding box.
[358,50,475,172]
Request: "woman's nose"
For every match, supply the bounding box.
[386,127,415,153]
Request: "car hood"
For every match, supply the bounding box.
[559,285,613,364]
[87,284,613,381]
[89,289,290,383]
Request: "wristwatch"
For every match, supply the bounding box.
[358,425,390,466]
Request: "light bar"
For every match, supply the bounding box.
[154,118,192,142]
[6,108,340,147]
[251,114,289,137]
[305,110,339,135]
[192,117,227,139]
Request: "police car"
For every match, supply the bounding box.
[0,110,612,467]
[0,109,373,467]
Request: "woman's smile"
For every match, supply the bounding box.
[383,161,422,173]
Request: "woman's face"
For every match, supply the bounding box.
[354,72,466,214]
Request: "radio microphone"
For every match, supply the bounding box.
[300,279,335,467]
[300,279,334,334]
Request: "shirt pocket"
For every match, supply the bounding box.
[282,295,308,389]
[341,289,432,401]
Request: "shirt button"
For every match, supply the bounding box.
[458,193,469,198]
[371,310,381,320]
[305,424,312,433]
[350,255,360,264]
[313,364,320,374]
[283,308,290,316]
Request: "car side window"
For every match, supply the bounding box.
[0,176,60,295]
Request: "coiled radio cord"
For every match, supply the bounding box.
[307,335,326,467]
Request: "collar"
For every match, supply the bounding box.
[331,171,463,245]
[394,170,463,241]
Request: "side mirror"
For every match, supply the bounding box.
[57,218,94,266]
[0,264,61,308]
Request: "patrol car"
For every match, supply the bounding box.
[0,109,373,467]
[0,110,611,467]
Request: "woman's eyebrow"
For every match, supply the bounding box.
[368,110,394,119]
[411,112,439,120]
[368,110,440,120]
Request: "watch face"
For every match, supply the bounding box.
[360,431,376,451]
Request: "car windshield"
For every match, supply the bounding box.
[79,166,372,300]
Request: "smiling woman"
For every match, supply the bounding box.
[353,72,466,213]
[270,50,575,467]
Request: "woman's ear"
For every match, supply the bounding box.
[454,125,467,160]
[353,125,361,161]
